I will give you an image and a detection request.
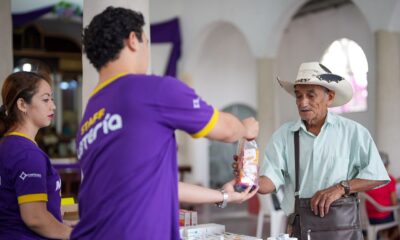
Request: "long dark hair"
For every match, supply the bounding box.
[0,71,51,137]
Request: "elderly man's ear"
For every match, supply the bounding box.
[327,90,336,106]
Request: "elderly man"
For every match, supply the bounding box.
[257,62,389,239]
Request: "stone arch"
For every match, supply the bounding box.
[184,20,257,186]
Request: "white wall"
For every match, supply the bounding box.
[353,0,399,32]
[388,0,400,31]
[188,22,257,110]
[276,3,376,135]
[185,22,257,186]
[179,0,304,60]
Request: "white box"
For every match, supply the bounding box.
[180,223,225,238]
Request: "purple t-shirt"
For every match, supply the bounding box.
[0,134,62,240]
[71,74,217,240]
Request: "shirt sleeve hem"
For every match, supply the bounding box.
[355,173,390,181]
[18,193,48,204]
[354,174,390,188]
[191,108,219,138]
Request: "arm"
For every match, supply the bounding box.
[206,113,258,143]
[311,127,391,217]
[257,176,277,194]
[20,202,72,239]
[310,179,387,217]
[178,180,258,205]
[391,191,398,206]
[347,179,387,193]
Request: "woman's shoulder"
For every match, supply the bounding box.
[1,136,47,164]
[1,135,38,151]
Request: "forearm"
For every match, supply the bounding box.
[257,176,276,194]
[391,191,398,205]
[20,202,72,239]
[221,115,246,142]
[206,113,258,143]
[179,182,223,204]
[27,212,71,239]
[310,179,388,217]
[348,178,387,194]
[207,112,246,143]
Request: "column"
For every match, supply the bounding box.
[375,30,400,176]
[54,73,63,134]
[0,0,13,97]
[256,58,278,152]
[82,0,150,112]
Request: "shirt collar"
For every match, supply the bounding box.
[5,131,37,144]
[290,111,337,132]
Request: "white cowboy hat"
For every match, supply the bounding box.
[277,62,353,107]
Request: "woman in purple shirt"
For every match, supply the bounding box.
[0,71,72,239]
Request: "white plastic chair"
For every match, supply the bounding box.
[256,193,287,238]
[359,192,400,240]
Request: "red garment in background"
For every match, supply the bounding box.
[366,175,396,219]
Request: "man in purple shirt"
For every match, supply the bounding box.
[71,7,258,240]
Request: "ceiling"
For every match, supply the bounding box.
[294,0,352,19]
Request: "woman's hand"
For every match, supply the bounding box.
[63,219,79,228]
[222,179,259,204]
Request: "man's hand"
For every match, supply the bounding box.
[310,184,344,217]
[242,117,259,140]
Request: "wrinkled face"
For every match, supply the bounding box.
[26,80,56,128]
[294,84,334,126]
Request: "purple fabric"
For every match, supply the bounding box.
[52,163,80,170]
[72,74,214,240]
[12,5,53,28]
[150,18,182,77]
[0,135,62,239]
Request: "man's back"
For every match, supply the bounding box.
[71,74,216,239]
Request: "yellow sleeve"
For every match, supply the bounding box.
[191,108,219,138]
[18,193,48,204]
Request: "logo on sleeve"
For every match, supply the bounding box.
[19,172,42,181]
[193,98,200,109]
[55,179,61,191]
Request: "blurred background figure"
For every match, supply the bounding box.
[366,151,399,239]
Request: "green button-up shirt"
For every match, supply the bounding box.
[260,112,389,215]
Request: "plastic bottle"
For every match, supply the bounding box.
[234,139,259,192]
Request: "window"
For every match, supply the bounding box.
[321,38,368,113]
